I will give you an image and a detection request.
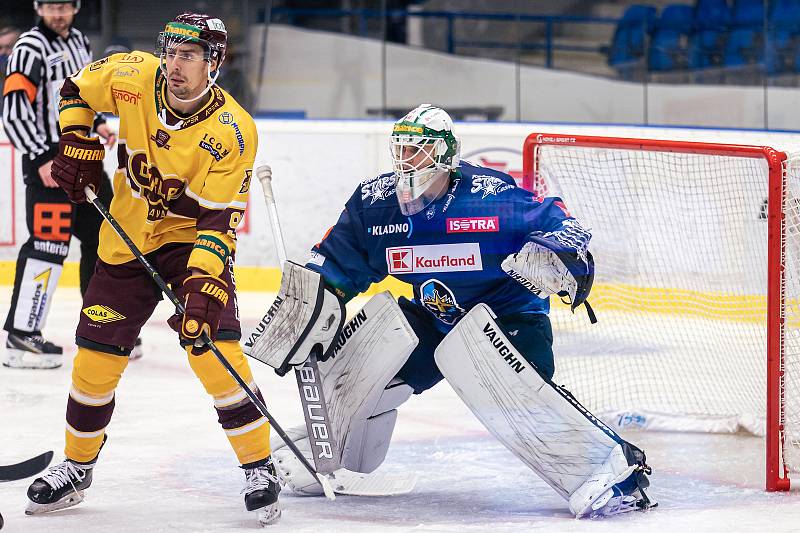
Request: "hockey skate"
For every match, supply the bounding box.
[242,457,281,526]
[3,332,63,369]
[583,464,656,518]
[569,443,656,518]
[25,459,94,514]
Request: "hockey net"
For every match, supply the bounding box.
[523,133,800,491]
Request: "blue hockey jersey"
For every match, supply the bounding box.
[307,161,580,332]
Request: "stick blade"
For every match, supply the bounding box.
[0,451,54,482]
[331,470,418,497]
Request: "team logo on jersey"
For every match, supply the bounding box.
[386,243,482,274]
[88,57,109,71]
[198,133,231,161]
[239,170,252,194]
[119,53,144,63]
[420,279,464,325]
[367,218,412,238]
[112,88,141,105]
[150,129,171,150]
[441,176,461,213]
[82,305,126,324]
[446,216,499,233]
[361,175,396,205]
[114,66,140,78]
[470,175,513,199]
[218,112,245,155]
[122,150,185,222]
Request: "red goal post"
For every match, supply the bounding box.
[522,132,794,492]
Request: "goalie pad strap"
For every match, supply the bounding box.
[434,303,628,500]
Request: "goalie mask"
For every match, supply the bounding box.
[156,13,227,103]
[390,104,460,216]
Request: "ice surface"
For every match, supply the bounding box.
[1,289,799,532]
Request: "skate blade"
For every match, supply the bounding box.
[255,503,281,526]
[588,494,657,518]
[3,350,62,370]
[25,490,85,515]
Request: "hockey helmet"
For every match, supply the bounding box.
[157,12,227,68]
[390,104,460,216]
[34,0,80,11]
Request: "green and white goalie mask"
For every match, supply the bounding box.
[390,104,460,216]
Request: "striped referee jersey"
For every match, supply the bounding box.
[2,21,93,168]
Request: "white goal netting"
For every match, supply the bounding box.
[527,136,800,480]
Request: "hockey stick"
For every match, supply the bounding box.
[254,164,341,475]
[84,187,335,500]
[0,451,53,482]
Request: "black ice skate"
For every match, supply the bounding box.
[25,459,94,514]
[242,456,281,526]
[4,332,63,369]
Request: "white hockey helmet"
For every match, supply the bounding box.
[390,104,460,216]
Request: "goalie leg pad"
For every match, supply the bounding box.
[319,291,417,472]
[339,378,413,473]
[271,292,418,493]
[272,377,413,495]
[243,261,345,375]
[434,303,651,513]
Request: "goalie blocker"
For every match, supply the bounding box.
[243,261,345,375]
[435,303,654,517]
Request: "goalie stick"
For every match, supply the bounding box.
[254,164,340,475]
[0,451,53,482]
[84,187,335,500]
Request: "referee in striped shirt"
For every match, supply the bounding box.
[1,0,115,369]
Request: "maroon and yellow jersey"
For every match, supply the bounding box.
[59,51,256,277]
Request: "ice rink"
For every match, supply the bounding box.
[1,288,799,532]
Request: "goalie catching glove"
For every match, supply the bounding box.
[168,273,230,355]
[51,131,105,203]
[502,219,595,320]
[243,261,345,376]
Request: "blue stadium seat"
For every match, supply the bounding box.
[766,0,800,73]
[690,0,731,68]
[722,1,765,68]
[609,4,658,71]
[731,0,765,28]
[724,27,764,65]
[648,4,694,71]
[695,0,732,30]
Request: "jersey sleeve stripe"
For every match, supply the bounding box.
[183,187,247,210]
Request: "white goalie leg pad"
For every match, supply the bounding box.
[319,291,417,473]
[243,261,344,374]
[271,292,417,494]
[434,304,647,514]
